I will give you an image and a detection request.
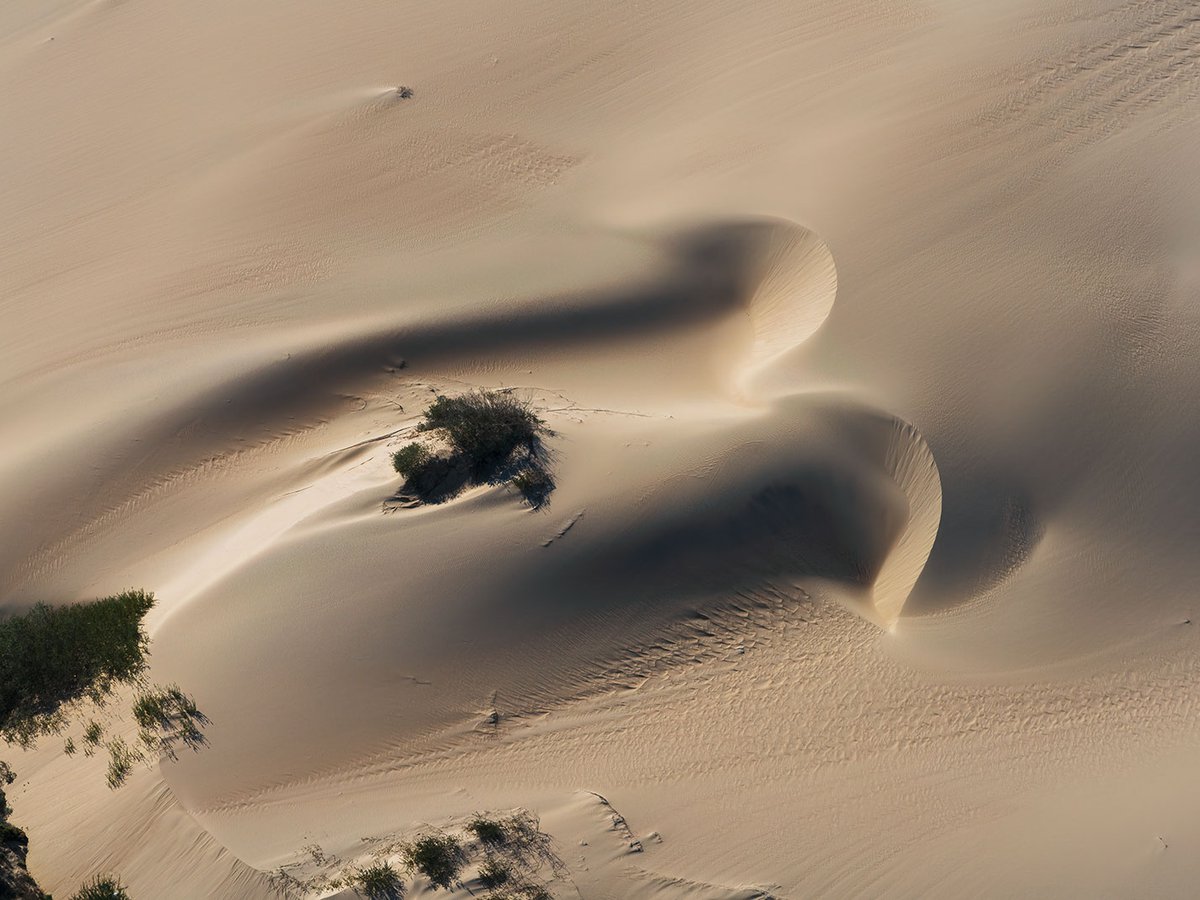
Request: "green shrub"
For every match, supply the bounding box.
[83,720,104,754]
[0,820,27,845]
[391,442,431,477]
[484,887,551,900]
[0,591,155,746]
[105,738,138,790]
[132,685,206,758]
[478,855,511,889]
[403,832,465,890]
[350,861,403,899]
[70,875,132,900]
[511,467,553,508]
[419,391,543,471]
[468,815,509,847]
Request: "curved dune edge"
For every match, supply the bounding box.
[738,220,838,378]
[868,416,944,628]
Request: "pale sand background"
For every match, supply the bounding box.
[3,0,1200,896]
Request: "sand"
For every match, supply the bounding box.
[2,0,1200,896]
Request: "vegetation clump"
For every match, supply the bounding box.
[0,761,24,848]
[390,443,431,478]
[477,855,511,889]
[403,832,465,890]
[350,860,403,899]
[0,591,154,746]
[104,739,138,790]
[419,391,543,471]
[467,815,510,847]
[510,466,554,509]
[69,875,132,900]
[392,390,553,506]
[132,685,208,758]
[0,590,203,896]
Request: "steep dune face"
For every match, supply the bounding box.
[4,0,1200,896]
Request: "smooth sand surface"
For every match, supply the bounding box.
[3,0,1200,896]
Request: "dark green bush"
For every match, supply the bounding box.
[467,815,509,847]
[511,467,554,508]
[0,591,155,746]
[350,861,403,899]
[403,832,465,890]
[477,855,511,889]
[419,391,543,471]
[105,738,137,790]
[391,443,431,477]
[0,820,27,846]
[132,685,207,758]
[69,875,132,900]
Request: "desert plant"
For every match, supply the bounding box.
[418,391,543,471]
[70,875,132,900]
[484,887,552,900]
[132,684,207,758]
[391,442,431,477]
[83,720,104,752]
[468,815,510,847]
[350,861,403,899]
[478,855,512,889]
[510,467,553,508]
[0,590,155,746]
[105,738,138,790]
[403,832,465,890]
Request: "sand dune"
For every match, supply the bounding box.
[3,0,1200,896]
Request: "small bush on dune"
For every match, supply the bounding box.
[132,684,207,758]
[391,442,431,478]
[484,886,551,900]
[83,720,104,755]
[467,815,509,847]
[105,738,137,790]
[477,855,511,889]
[393,389,554,506]
[350,861,403,899]
[70,875,132,900]
[403,832,466,890]
[510,467,553,509]
[418,391,544,471]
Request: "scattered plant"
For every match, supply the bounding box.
[390,442,431,478]
[468,815,509,847]
[403,832,465,890]
[83,720,104,752]
[69,875,132,900]
[350,860,403,899]
[511,467,554,508]
[478,855,511,889]
[105,738,137,789]
[132,685,207,758]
